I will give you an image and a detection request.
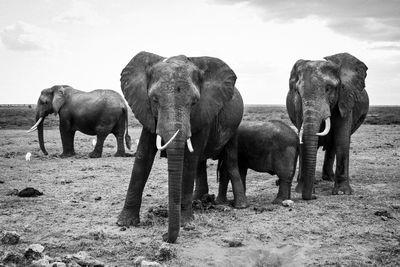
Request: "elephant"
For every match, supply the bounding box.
[28,85,132,158]
[217,120,299,205]
[116,51,247,243]
[286,52,369,200]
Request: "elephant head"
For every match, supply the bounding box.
[120,51,237,242]
[28,85,69,155]
[286,53,368,200]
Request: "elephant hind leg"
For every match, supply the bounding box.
[89,134,106,158]
[113,132,126,157]
[113,117,126,157]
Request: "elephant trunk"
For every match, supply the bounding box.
[300,110,322,200]
[36,113,48,155]
[165,134,185,243]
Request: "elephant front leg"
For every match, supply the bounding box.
[223,136,248,209]
[216,159,229,205]
[59,122,75,157]
[89,134,106,158]
[181,153,199,225]
[193,160,208,200]
[322,145,335,181]
[332,119,353,195]
[117,129,157,227]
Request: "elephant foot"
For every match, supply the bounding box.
[322,173,334,181]
[295,182,303,194]
[89,151,102,158]
[332,182,353,195]
[233,196,248,209]
[193,190,208,201]
[60,152,75,158]
[215,195,229,205]
[114,151,126,157]
[162,230,179,243]
[272,196,289,205]
[116,208,140,227]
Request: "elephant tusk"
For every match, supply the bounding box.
[187,138,194,153]
[27,117,43,133]
[299,124,304,144]
[316,117,331,136]
[156,130,180,151]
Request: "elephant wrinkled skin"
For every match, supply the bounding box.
[29,85,131,158]
[117,52,247,243]
[217,120,299,205]
[286,53,369,200]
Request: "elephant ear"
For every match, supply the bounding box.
[120,51,164,133]
[289,59,308,92]
[52,85,66,115]
[188,56,237,133]
[287,59,307,128]
[324,53,368,118]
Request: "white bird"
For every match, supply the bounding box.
[25,152,32,161]
[92,139,97,147]
[135,139,139,145]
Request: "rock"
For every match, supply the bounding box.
[134,256,146,267]
[24,244,45,260]
[18,187,43,197]
[51,262,67,267]
[2,251,24,265]
[31,255,53,267]
[94,196,102,201]
[141,260,161,267]
[282,200,294,207]
[374,210,394,219]
[222,237,243,247]
[5,189,19,196]
[0,180,4,184]
[156,243,176,261]
[1,231,20,245]
[60,179,73,185]
[70,251,105,267]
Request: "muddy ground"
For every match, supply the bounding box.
[0,121,400,266]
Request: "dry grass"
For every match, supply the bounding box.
[0,106,399,266]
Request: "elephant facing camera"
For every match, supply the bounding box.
[286,52,369,200]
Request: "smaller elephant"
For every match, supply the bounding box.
[28,85,131,158]
[217,120,299,204]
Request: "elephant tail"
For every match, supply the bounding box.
[123,108,132,150]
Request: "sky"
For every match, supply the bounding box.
[0,0,399,105]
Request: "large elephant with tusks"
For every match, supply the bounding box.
[286,53,369,200]
[117,52,247,243]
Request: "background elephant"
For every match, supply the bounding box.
[28,85,132,158]
[117,51,247,243]
[217,120,299,205]
[286,53,369,200]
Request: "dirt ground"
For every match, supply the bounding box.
[0,124,399,266]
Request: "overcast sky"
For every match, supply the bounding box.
[0,0,399,105]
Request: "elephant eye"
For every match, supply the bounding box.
[325,84,334,93]
[152,96,159,104]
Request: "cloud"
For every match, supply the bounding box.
[213,0,400,43]
[0,21,59,51]
[53,0,108,26]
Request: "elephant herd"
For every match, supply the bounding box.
[28,51,369,243]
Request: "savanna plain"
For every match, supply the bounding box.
[0,105,399,266]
